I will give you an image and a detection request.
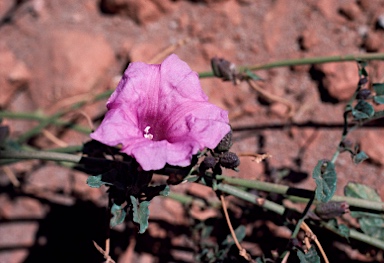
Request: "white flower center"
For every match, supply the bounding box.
[143,126,153,140]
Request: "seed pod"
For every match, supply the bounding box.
[199,156,217,172]
[356,89,371,100]
[219,151,240,169]
[315,201,350,220]
[214,129,233,153]
[211,57,236,82]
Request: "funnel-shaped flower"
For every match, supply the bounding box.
[91,54,230,171]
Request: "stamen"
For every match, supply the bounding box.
[144,126,153,140]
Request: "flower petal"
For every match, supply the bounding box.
[91,54,230,171]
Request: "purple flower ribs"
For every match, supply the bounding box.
[91,54,230,171]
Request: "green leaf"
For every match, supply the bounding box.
[353,151,369,164]
[110,203,126,228]
[296,247,320,263]
[86,175,112,188]
[222,225,246,246]
[344,182,381,202]
[159,185,170,196]
[373,83,384,104]
[373,83,384,95]
[245,69,262,81]
[344,183,384,239]
[352,100,374,120]
[328,219,350,241]
[130,196,150,234]
[359,217,384,239]
[373,96,384,104]
[312,160,337,202]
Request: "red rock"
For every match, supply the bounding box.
[339,2,362,21]
[363,32,383,52]
[314,62,359,101]
[299,29,319,51]
[29,29,115,109]
[0,250,29,263]
[0,222,38,247]
[359,129,384,166]
[0,45,31,106]
[0,0,13,21]
[0,196,47,219]
[101,0,174,24]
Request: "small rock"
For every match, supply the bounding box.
[299,29,319,51]
[29,29,115,109]
[0,45,31,106]
[314,62,359,101]
[100,0,174,24]
[0,222,38,247]
[0,196,47,219]
[363,32,383,52]
[339,2,362,21]
[359,129,384,166]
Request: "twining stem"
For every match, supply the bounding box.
[220,195,253,262]
[212,183,384,251]
[198,52,384,78]
[301,222,329,263]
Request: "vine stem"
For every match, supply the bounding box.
[198,52,384,78]
[217,175,384,212]
[0,150,81,163]
[220,194,253,262]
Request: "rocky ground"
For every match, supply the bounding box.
[1,0,384,262]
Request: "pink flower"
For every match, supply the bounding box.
[91,54,230,171]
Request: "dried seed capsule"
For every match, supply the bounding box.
[356,89,371,100]
[219,152,240,169]
[199,156,217,172]
[214,129,233,153]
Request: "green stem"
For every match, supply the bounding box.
[207,183,384,251]
[215,183,285,215]
[323,222,384,250]
[0,150,81,163]
[199,52,384,78]
[218,175,384,212]
[0,111,91,134]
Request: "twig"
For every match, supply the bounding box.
[149,38,191,64]
[220,194,254,262]
[42,129,68,147]
[301,222,329,263]
[92,240,115,263]
[237,152,272,163]
[247,79,295,118]
[281,251,290,263]
[2,166,20,187]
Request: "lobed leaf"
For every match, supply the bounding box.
[352,100,374,120]
[296,247,320,263]
[312,160,337,202]
[344,183,384,239]
[131,196,150,234]
[86,174,112,188]
[352,151,369,164]
[110,203,127,228]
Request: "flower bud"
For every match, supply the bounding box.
[199,156,217,172]
[211,57,236,82]
[356,89,371,100]
[314,201,350,220]
[219,152,240,169]
[214,129,233,153]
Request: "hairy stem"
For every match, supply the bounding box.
[199,52,384,78]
